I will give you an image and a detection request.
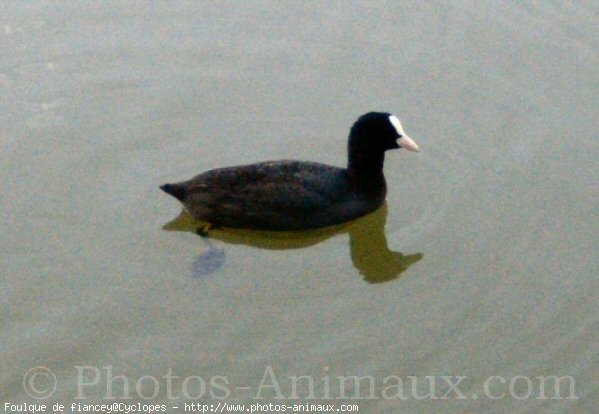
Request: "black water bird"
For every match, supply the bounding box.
[160,112,419,232]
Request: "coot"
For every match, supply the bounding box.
[160,112,419,231]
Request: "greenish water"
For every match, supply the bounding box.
[1,1,597,413]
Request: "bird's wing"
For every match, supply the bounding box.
[186,160,348,214]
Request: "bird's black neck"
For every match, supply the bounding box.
[347,142,387,196]
[347,149,385,177]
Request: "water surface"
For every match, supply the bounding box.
[1,1,597,412]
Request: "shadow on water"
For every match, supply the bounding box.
[162,203,423,283]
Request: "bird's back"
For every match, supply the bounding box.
[163,160,384,230]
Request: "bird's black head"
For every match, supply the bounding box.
[349,112,419,153]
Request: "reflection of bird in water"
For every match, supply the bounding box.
[348,208,423,283]
[162,203,422,283]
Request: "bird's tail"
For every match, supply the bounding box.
[159,183,188,202]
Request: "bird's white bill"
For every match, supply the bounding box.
[389,115,419,152]
[397,135,420,152]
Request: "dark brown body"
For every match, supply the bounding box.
[160,112,417,231]
[160,160,386,230]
